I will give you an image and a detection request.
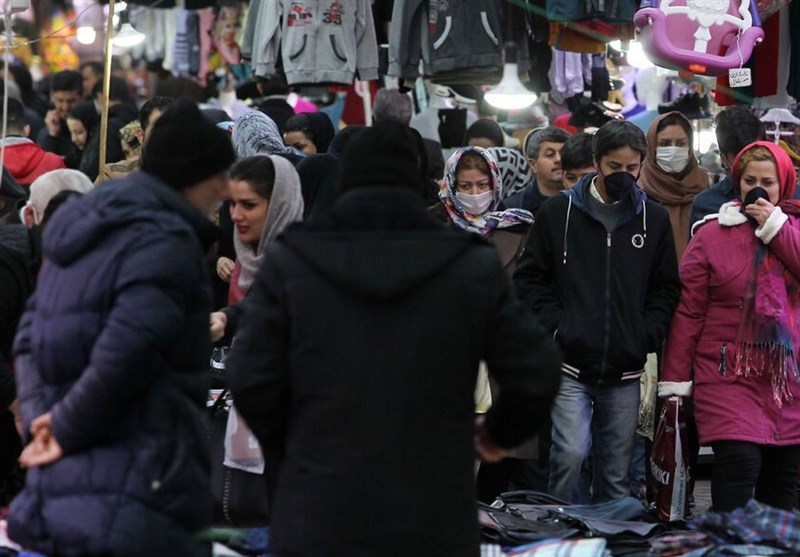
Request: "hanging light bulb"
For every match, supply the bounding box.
[626,40,654,69]
[76,25,97,45]
[112,10,145,48]
[484,42,537,111]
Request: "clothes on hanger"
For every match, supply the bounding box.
[388,0,503,84]
[243,0,379,85]
[548,50,592,104]
[546,0,638,23]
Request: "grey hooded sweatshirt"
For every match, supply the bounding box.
[246,0,379,85]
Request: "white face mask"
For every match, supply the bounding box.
[656,146,691,174]
[456,190,494,215]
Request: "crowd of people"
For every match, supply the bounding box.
[0,63,799,557]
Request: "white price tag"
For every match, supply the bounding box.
[728,68,752,88]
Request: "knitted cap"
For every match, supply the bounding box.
[141,100,235,189]
[338,120,422,193]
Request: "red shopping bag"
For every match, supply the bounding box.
[649,396,689,521]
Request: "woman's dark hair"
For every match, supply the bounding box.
[455,150,491,177]
[592,120,647,162]
[656,113,692,143]
[67,102,99,137]
[229,156,276,200]
[284,113,335,152]
[465,118,504,148]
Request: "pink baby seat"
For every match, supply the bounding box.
[634,0,764,76]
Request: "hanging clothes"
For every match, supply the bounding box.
[546,0,637,23]
[388,0,503,84]
[788,0,800,99]
[246,0,379,85]
[548,50,591,104]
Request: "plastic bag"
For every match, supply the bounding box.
[474,361,493,414]
[224,402,265,474]
[650,396,689,521]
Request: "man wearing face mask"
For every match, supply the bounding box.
[639,112,709,260]
[514,120,680,504]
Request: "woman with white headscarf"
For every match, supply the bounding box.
[231,111,304,165]
[210,154,304,339]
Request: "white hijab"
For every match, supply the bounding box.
[234,155,304,292]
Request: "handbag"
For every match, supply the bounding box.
[649,396,690,521]
[208,346,270,526]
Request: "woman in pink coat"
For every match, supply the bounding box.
[660,141,800,512]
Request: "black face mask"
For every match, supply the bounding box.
[741,186,770,224]
[602,171,638,202]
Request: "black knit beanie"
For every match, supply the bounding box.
[338,120,423,193]
[141,100,236,189]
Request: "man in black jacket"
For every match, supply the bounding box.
[36,70,82,169]
[227,120,562,557]
[514,120,680,504]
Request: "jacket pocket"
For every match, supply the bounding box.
[432,16,452,50]
[480,12,500,46]
[288,34,308,61]
[329,35,347,63]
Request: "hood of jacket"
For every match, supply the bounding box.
[2,139,47,181]
[44,171,217,267]
[282,188,481,300]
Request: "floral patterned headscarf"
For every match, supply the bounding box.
[439,146,533,236]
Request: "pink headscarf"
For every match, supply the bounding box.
[732,141,800,216]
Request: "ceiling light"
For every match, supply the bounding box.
[484,42,537,110]
[626,41,654,69]
[76,25,96,45]
[112,22,145,48]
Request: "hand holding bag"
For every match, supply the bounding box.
[208,344,269,525]
[649,396,690,521]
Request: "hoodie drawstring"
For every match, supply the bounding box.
[642,198,647,242]
[563,195,573,265]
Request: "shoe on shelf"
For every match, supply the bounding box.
[568,97,625,128]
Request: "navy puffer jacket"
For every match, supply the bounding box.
[10,171,216,557]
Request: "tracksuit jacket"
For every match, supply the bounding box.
[514,174,680,384]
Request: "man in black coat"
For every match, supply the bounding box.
[227,120,562,557]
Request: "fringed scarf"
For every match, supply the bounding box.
[731,141,800,406]
[440,146,534,236]
[735,243,800,406]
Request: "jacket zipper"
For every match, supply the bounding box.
[600,232,612,376]
[719,343,728,376]
[223,467,232,524]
